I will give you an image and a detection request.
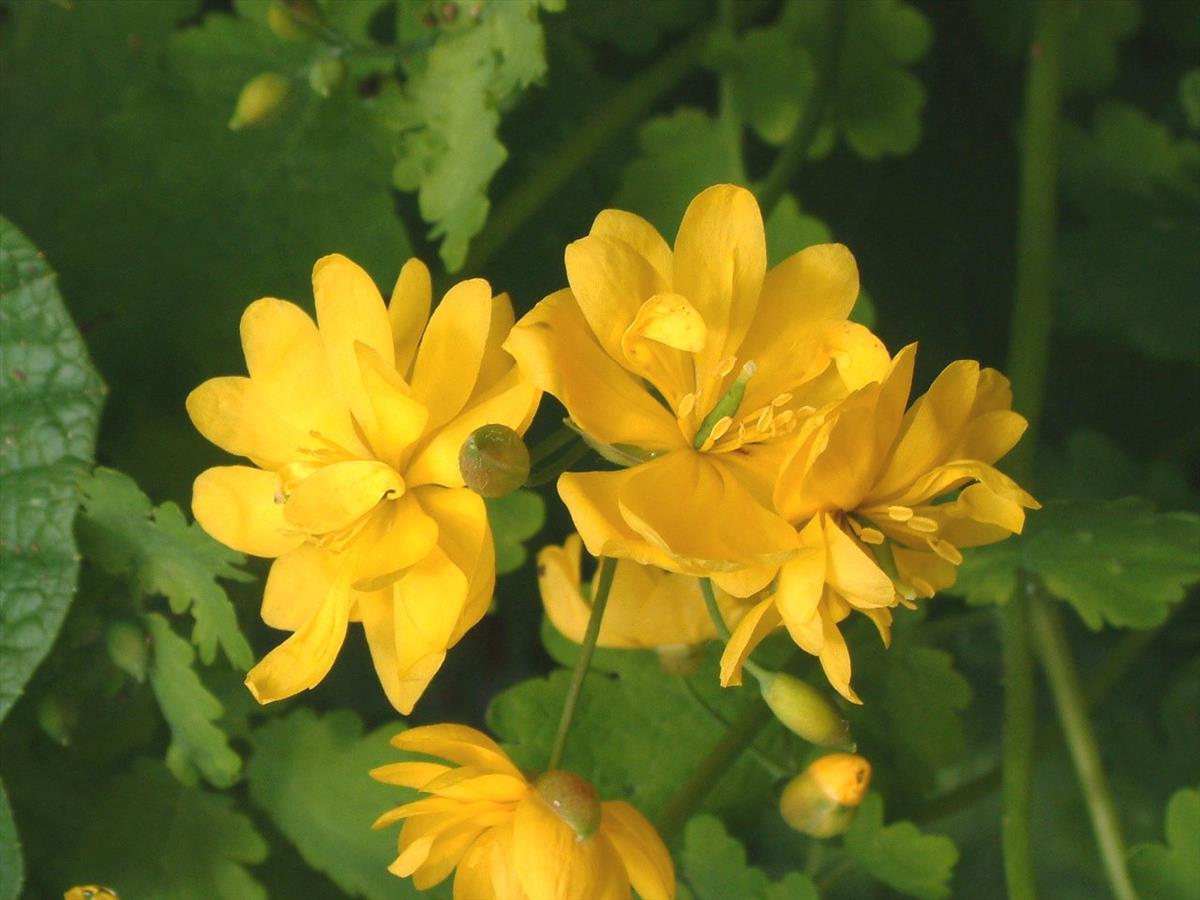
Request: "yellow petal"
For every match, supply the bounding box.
[415,485,493,645]
[389,548,468,714]
[186,376,315,468]
[590,208,673,285]
[262,545,339,630]
[313,254,394,429]
[392,724,522,777]
[473,293,519,404]
[872,343,918,463]
[389,258,433,379]
[352,494,440,591]
[420,766,529,803]
[245,576,353,703]
[774,518,826,642]
[369,760,450,788]
[720,595,782,687]
[354,342,429,469]
[538,537,594,644]
[892,546,957,597]
[505,290,686,452]
[822,517,895,609]
[282,460,404,533]
[709,562,778,599]
[512,793,629,900]
[557,469,683,570]
[672,184,766,388]
[455,824,526,900]
[565,233,667,363]
[620,292,705,404]
[411,277,493,431]
[954,409,1028,464]
[816,606,860,705]
[410,816,505,890]
[601,801,676,900]
[192,465,302,557]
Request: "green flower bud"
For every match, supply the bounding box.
[35,693,75,746]
[267,0,318,40]
[533,769,602,839]
[106,620,148,683]
[780,753,871,838]
[308,56,346,98]
[759,671,852,749]
[229,72,290,131]
[458,424,530,497]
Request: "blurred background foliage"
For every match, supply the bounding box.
[0,0,1197,898]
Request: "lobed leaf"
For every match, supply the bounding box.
[0,779,21,900]
[486,488,546,574]
[681,815,817,900]
[1128,787,1200,900]
[844,792,958,899]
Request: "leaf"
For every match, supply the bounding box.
[709,25,816,146]
[381,1,557,270]
[486,489,546,574]
[247,708,421,900]
[144,612,241,789]
[47,757,267,900]
[77,467,253,669]
[681,815,818,900]
[0,779,22,900]
[1037,430,1196,511]
[1182,68,1200,132]
[1128,787,1200,900]
[781,0,932,159]
[0,216,104,722]
[567,0,702,56]
[955,499,1200,629]
[844,793,958,900]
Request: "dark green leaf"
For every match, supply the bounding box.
[0,779,22,900]
[710,25,816,146]
[844,792,958,899]
[144,612,241,789]
[1128,786,1200,900]
[1182,69,1200,131]
[0,216,104,722]
[486,489,546,574]
[681,815,818,900]
[78,467,252,669]
[1037,430,1196,511]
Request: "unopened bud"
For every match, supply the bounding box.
[760,671,852,749]
[35,693,75,746]
[267,0,318,40]
[534,770,602,839]
[229,73,290,131]
[657,643,704,676]
[459,424,530,497]
[106,620,148,683]
[780,753,871,838]
[308,56,346,97]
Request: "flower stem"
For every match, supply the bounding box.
[1029,590,1139,900]
[547,556,617,772]
[1000,1,1064,896]
[755,0,849,218]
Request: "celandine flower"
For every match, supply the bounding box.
[723,345,1038,701]
[505,184,889,596]
[372,724,675,899]
[187,255,539,713]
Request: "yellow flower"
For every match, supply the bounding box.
[779,752,871,838]
[505,184,889,595]
[186,255,539,713]
[372,724,676,900]
[723,344,1039,702]
[538,534,754,654]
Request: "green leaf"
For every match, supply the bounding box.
[1128,787,1200,900]
[247,708,421,900]
[844,793,958,900]
[567,0,702,56]
[486,489,546,574]
[0,216,104,722]
[681,815,818,900]
[1037,430,1196,511]
[0,778,22,900]
[144,612,241,789]
[710,25,816,146]
[49,757,267,900]
[781,0,932,159]
[1182,69,1200,132]
[381,1,556,270]
[77,467,252,669]
[956,499,1200,629]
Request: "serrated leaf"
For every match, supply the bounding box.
[1128,787,1200,900]
[956,499,1200,629]
[486,488,546,574]
[0,779,22,900]
[144,612,241,789]
[0,216,104,722]
[247,708,421,900]
[710,25,816,146]
[681,815,817,900]
[844,793,958,899]
[47,757,267,900]
[77,467,252,669]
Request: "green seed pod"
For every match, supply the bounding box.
[106,620,148,683]
[458,424,531,498]
[308,56,346,98]
[229,72,290,131]
[780,753,871,838]
[533,769,602,840]
[759,671,852,749]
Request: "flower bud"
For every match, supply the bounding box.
[229,73,290,131]
[308,56,346,98]
[267,0,318,40]
[759,671,852,749]
[458,424,530,497]
[64,887,120,900]
[780,753,871,838]
[656,643,704,677]
[106,620,148,683]
[35,693,75,746]
[533,769,602,840]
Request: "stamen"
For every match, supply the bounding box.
[677,393,696,418]
[859,527,885,545]
[772,392,793,407]
[756,406,774,433]
[907,515,939,534]
[929,538,963,565]
[692,360,757,450]
[715,356,736,378]
[773,409,795,429]
[708,416,733,442]
[887,505,914,522]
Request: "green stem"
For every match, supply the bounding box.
[547,556,617,771]
[680,677,790,780]
[1030,591,1139,900]
[463,25,712,275]
[755,0,849,217]
[525,440,593,488]
[999,2,1064,896]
